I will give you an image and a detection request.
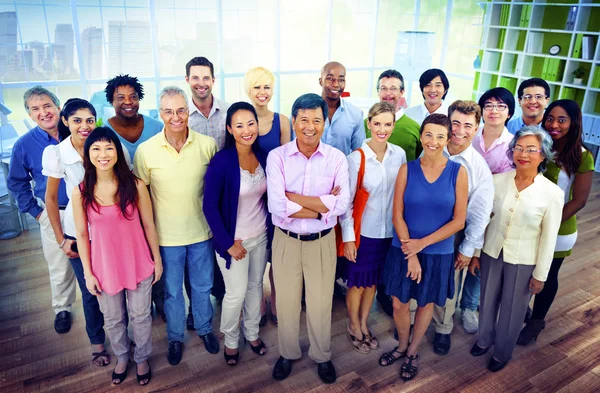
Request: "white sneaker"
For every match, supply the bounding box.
[462,309,479,334]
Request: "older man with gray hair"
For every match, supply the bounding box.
[7,86,76,336]
[133,86,219,365]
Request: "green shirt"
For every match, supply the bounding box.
[544,149,595,258]
[364,113,422,162]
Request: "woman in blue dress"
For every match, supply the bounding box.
[380,113,468,381]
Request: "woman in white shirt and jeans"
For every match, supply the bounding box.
[341,102,406,354]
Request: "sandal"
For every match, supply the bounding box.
[249,340,267,356]
[136,360,152,385]
[379,346,406,366]
[364,331,379,350]
[224,348,240,366]
[347,322,370,354]
[111,361,129,385]
[400,354,420,381]
[92,349,111,367]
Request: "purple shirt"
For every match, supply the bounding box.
[266,140,350,234]
[473,126,514,175]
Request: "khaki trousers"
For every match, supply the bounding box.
[39,208,76,314]
[272,228,336,363]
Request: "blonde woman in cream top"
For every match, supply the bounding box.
[469,126,563,373]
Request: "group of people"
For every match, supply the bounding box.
[6,55,595,386]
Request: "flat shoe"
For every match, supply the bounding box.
[470,342,490,357]
[273,356,292,380]
[54,311,71,334]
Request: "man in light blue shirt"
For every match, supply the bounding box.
[506,78,550,135]
[319,61,365,156]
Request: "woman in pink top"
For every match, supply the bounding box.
[473,87,515,174]
[72,127,162,386]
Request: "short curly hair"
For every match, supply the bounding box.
[105,74,145,104]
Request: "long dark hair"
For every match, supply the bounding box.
[81,127,138,219]
[542,99,584,176]
[224,101,259,148]
[58,98,96,141]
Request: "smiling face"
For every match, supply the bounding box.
[27,94,60,131]
[423,76,446,108]
[63,108,96,144]
[159,94,189,134]
[89,139,118,171]
[228,109,259,147]
[482,97,510,127]
[112,85,140,119]
[319,65,346,101]
[249,84,272,108]
[519,86,549,120]
[420,123,449,156]
[544,105,571,141]
[513,135,544,171]
[450,111,477,149]
[378,77,403,110]
[293,108,325,150]
[186,65,215,101]
[367,112,395,144]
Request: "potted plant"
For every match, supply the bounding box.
[572,67,585,85]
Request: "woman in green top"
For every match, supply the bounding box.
[518,100,595,345]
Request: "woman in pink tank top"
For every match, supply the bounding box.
[71,127,162,387]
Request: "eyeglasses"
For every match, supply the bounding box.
[483,103,508,112]
[512,146,542,154]
[520,94,548,102]
[377,86,402,93]
[160,108,188,117]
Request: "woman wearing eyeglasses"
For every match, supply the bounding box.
[517,100,595,345]
[472,87,515,174]
[468,126,564,372]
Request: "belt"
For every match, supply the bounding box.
[59,206,67,210]
[281,228,331,242]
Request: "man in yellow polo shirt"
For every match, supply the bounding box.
[133,86,218,366]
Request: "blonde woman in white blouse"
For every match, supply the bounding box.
[469,126,564,372]
[340,102,406,354]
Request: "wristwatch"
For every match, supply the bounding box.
[317,212,323,220]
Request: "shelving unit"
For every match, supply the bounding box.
[473,1,600,161]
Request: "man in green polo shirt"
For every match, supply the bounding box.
[365,69,422,162]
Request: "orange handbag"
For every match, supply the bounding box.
[335,148,369,257]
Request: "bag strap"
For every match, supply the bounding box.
[356,148,366,191]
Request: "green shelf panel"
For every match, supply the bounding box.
[516,31,526,51]
[541,6,570,30]
[541,33,572,57]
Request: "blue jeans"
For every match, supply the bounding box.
[69,256,106,344]
[459,268,481,311]
[161,239,215,342]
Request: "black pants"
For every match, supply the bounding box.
[531,257,565,320]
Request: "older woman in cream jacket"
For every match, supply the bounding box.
[469,126,564,372]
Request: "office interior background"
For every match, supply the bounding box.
[0,0,484,121]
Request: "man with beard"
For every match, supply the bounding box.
[506,78,550,135]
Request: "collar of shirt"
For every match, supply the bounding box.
[444,143,478,165]
[326,98,346,126]
[188,95,223,119]
[287,139,327,158]
[59,136,83,165]
[422,101,448,117]
[362,139,394,162]
[476,125,513,150]
[395,108,405,120]
[159,127,195,148]
[32,125,57,143]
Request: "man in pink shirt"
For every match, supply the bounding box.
[267,93,350,384]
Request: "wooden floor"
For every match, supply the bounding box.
[1,174,600,393]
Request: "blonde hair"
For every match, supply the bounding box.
[367,102,396,122]
[244,67,276,98]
